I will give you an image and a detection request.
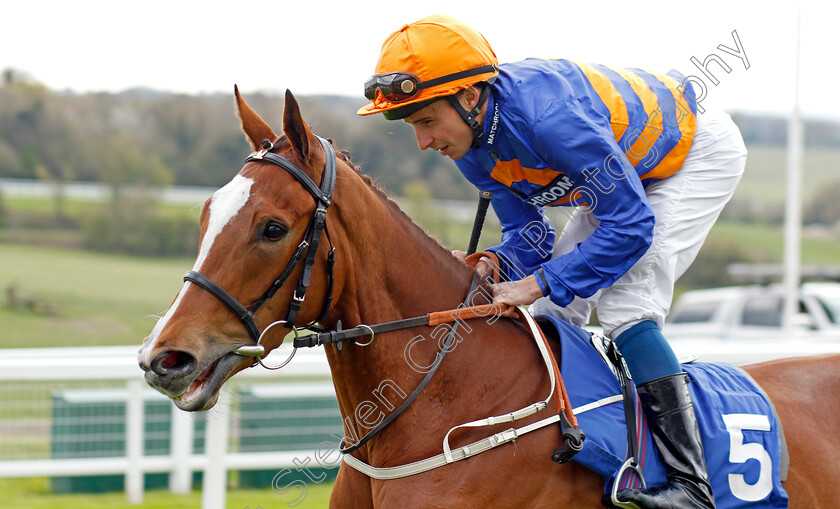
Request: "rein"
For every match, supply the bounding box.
[292,302,503,348]
[341,304,584,479]
[336,271,484,455]
[187,137,584,476]
[293,251,584,470]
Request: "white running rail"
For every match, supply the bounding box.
[0,345,334,508]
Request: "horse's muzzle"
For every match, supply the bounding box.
[141,347,249,411]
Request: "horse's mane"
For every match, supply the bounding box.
[332,143,463,264]
[266,135,462,264]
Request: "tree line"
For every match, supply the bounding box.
[4,69,840,201]
[1,69,838,262]
[0,70,472,200]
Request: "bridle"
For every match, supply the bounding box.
[183,135,337,356]
[178,137,585,466]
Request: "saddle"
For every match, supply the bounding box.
[536,314,790,508]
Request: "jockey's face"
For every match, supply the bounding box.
[404,87,484,161]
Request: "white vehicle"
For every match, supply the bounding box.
[664,282,840,342]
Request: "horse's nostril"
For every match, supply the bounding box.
[150,350,197,378]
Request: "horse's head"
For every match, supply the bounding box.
[138,88,340,411]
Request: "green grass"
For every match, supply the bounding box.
[0,186,835,347]
[406,210,502,253]
[3,195,203,218]
[0,478,333,508]
[0,243,192,348]
[0,213,836,351]
[708,220,840,266]
[0,193,836,507]
[3,196,102,216]
[736,145,840,203]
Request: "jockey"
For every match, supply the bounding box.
[358,14,746,509]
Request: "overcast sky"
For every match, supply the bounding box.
[3,0,838,119]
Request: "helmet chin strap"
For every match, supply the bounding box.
[447,83,493,148]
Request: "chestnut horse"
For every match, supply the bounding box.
[139,89,840,508]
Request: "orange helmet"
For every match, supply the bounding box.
[357,15,499,120]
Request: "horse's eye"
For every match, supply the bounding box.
[262,222,287,241]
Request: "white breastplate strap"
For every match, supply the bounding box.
[342,307,606,480]
[342,413,564,479]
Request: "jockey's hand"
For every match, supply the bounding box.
[451,249,467,261]
[451,250,492,279]
[489,275,544,318]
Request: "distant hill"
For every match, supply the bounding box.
[730,111,840,149]
[726,112,840,207]
[1,80,838,204]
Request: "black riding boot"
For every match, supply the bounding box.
[606,373,715,509]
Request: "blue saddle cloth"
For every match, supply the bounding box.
[541,315,789,508]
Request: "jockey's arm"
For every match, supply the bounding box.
[453,98,655,310]
[526,97,656,307]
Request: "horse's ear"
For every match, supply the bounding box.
[282,89,317,161]
[234,85,277,151]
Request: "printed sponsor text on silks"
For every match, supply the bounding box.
[453,59,696,306]
[525,174,575,207]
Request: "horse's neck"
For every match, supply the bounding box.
[329,179,473,327]
[324,176,483,450]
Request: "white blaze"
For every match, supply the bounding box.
[140,175,254,364]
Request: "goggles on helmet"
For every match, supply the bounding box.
[364,65,499,104]
[364,72,422,102]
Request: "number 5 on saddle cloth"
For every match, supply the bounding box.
[538,314,790,508]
